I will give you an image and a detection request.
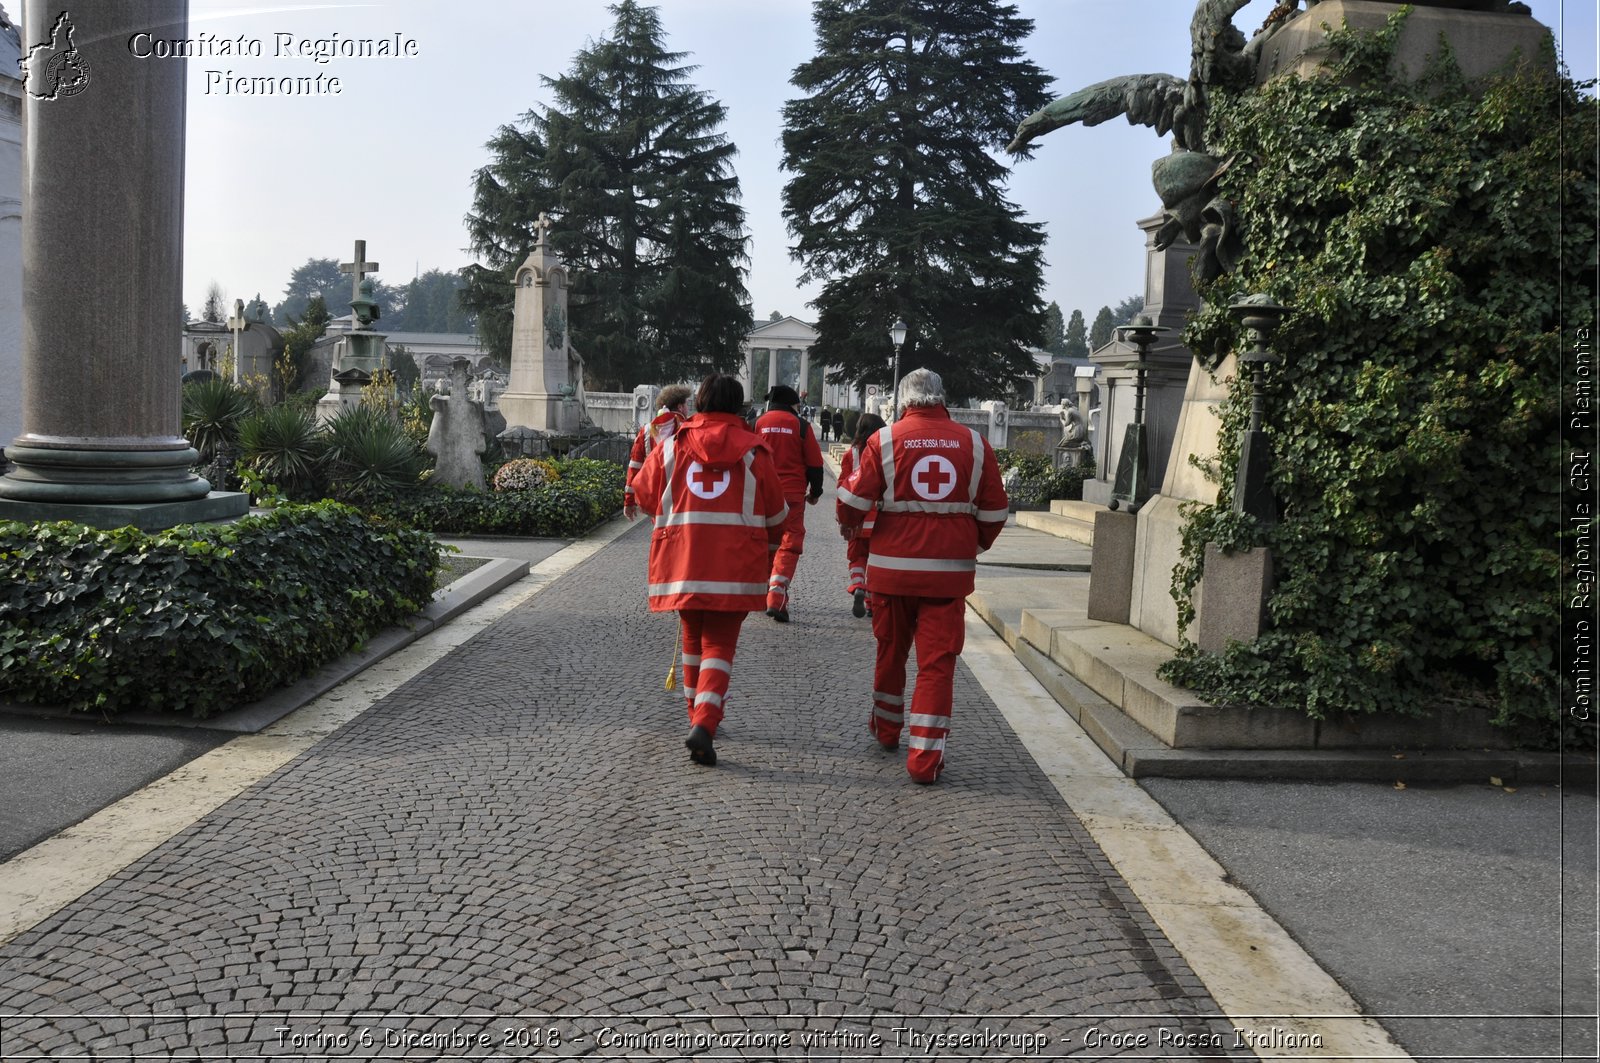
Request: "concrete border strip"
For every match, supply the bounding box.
[0,516,637,948]
[961,610,1414,1061]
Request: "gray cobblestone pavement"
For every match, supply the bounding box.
[0,505,1244,1059]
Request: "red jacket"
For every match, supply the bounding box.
[624,409,685,501]
[836,405,1008,598]
[633,412,789,613]
[755,407,824,500]
[837,443,876,539]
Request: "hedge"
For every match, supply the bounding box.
[0,502,439,718]
[373,458,625,537]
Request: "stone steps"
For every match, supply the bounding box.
[1013,499,1103,546]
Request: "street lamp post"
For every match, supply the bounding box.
[1228,294,1289,524]
[888,318,907,420]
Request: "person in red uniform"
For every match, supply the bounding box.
[837,412,886,619]
[755,384,824,622]
[632,374,789,768]
[836,368,1009,784]
[623,385,693,521]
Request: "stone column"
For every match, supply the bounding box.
[0,1,244,529]
[766,349,778,396]
[798,348,810,401]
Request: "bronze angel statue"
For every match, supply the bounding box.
[1006,0,1266,282]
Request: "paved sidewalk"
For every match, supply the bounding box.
[0,508,1242,1058]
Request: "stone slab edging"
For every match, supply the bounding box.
[959,610,1414,1062]
[967,584,1593,785]
[0,516,636,950]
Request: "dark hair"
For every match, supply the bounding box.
[853,412,886,447]
[766,384,801,407]
[657,384,693,411]
[696,373,744,415]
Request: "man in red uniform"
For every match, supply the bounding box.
[755,384,823,622]
[623,384,692,521]
[632,374,789,768]
[836,368,1009,784]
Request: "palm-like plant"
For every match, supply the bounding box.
[239,405,325,501]
[321,405,425,503]
[182,378,258,462]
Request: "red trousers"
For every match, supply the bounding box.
[869,593,966,781]
[678,609,744,737]
[767,497,807,609]
[845,536,869,594]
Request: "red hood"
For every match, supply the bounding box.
[675,412,765,465]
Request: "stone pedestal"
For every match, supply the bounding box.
[1086,509,1138,623]
[0,1,245,527]
[1253,0,1552,87]
[1195,542,1273,654]
[316,331,386,423]
[498,221,584,435]
[1082,211,1199,507]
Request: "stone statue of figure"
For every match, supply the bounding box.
[244,292,270,324]
[426,359,487,491]
[1062,404,1088,446]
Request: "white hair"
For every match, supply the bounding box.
[898,368,945,408]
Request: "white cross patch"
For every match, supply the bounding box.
[686,461,731,500]
[910,454,958,501]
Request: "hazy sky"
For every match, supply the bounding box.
[180,0,1597,328]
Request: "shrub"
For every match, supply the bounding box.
[492,457,561,492]
[372,458,624,536]
[321,404,426,504]
[1157,16,1589,735]
[238,404,325,501]
[182,378,258,463]
[0,503,439,718]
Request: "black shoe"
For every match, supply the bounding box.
[767,606,790,623]
[852,588,867,618]
[686,725,717,767]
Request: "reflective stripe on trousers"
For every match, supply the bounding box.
[678,609,744,737]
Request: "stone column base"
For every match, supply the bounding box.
[0,491,248,531]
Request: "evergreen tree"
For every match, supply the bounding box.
[1090,305,1115,351]
[1111,293,1143,327]
[1062,308,1089,359]
[202,282,226,324]
[463,0,751,390]
[1041,301,1066,356]
[781,0,1051,404]
[279,295,332,393]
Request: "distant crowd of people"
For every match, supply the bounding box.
[623,369,1007,783]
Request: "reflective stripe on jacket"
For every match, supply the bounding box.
[836,405,1008,598]
[633,413,789,613]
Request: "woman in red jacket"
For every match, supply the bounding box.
[837,412,886,618]
[631,374,790,768]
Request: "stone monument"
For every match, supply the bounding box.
[315,240,388,424]
[497,213,586,436]
[0,1,245,530]
[425,358,487,491]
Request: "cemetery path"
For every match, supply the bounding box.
[0,501,1247,1059]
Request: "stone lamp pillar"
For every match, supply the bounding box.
[1108,315,1169,515]
[0,1,246,529]
[1195,294,1291,654]
[1228,294,1288,525]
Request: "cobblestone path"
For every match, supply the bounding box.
[0,503,1242,1059]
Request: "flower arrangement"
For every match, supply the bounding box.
[492,457,561,492]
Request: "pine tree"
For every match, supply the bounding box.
[781,0,1051,404]
[463,0,751,390]
[1063,308,1089,360]
[1041,301,1066,356]
[1090,306,1115,351]
[202,282,226,324]
[1111,293,1143,327]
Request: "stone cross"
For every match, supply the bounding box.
[534,212,552,248]
[226,298,247,384]
[340,239,379,306]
